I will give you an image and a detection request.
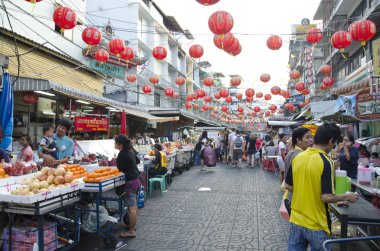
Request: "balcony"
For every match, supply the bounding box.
[331,0,359,19]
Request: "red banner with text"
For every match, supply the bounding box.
[74,116,109,132]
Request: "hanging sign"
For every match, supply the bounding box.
[356,87,380,120]
[90,60,125,79]
[74,116,109,132]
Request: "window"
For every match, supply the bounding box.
[154,91,160,107]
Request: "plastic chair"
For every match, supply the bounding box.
[263,158,275,173]
[148,173,168,196]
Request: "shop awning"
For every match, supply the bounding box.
[180,109,220,126]
[319,113,360,124]
[310,100,337,120]
[125,108,179,123]
[330,77,369,96]
[293,106,312,121]
[267,121,298,126]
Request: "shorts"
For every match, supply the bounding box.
[277,157,285,171]
[233,149,243,160]
[229,147,234,158]
[125,178,142,207]
[247,149,256,155]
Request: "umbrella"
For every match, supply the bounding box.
[0,71,13,152]
[319,113,360,124]
[120,110,127,135]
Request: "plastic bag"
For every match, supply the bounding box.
[279,199,289,221]
[82,204,109,233]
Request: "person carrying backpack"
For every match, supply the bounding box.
[232,130,244,168]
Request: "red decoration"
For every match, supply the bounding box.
[295,82,305,92]
[349,20,376,46]
[281,90,290,99]
[213,32,234,49]
[299,102,305,108]
[331,31,352,52]
[256,92,263,98]
[24,0,42,3]
[285,103,295,111]
[202,104,209,111]
[152,46,167,60]
[208,11,234,35]
[225,96,233,103]
[149,75,159,85]
[189,44,204,58]
[245,88,255,98]
[193,104,199,109]
[265,111,271,117]
[22,92,39,105]
[204,96,212,102]
[237,107,244,113]
[323,77,334,87]
[269,104,277,111]
[306,28,323,44]
[109,39,125,58]
[320,84,329,91]
[196,0,220,6]
[320,65,332,76]
[186,95,194,101]
[82,27,102,48]
[94,49,109,64]
[185,102,192,109]
[53,6,77,32]
[235,92,243,100]
[253,106,260,113]
[302,89,310,95]
[172,92,180,99]
[142,84,152,94]
[271,86,281,95]
[278,109,284,114]
[164,87,174,97]
[126,74,137,83]
[64,102,77,111]
[289,70,301,80]
[196,89,206,98]
[120,47,135,62]
[260,73,271,83]
[267,35,282,50]
[264,94,272,100]
[175,77,186,86]
[221,106,228,112]
[219,88,229,98]
[230,77,241,86]
[192,93,199,100]
[214,92,221,99]
[224,37,241,56]
[203,77,214,87]
[246,96,253,102]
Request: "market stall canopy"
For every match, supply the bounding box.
[293,105,312,121]
[319,112,360,124]
[310,100,337,120]
[267,120,298,126]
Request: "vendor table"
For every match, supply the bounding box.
[330,197,380,251]
[350,179,375,195]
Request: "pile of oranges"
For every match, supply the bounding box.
[64,164,87,179]
[83,167,122,183]
[0,166,9,179]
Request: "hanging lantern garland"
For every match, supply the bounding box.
[126,74,137,83]
[189,44,204,59]
[214,92,221,99]
[152,46,167,60]
[235,92,243,100]
[164,88,174,97]
[214,32,234,49]
[149,75,159,85]
[94,49,109,64]
[349,20,376,46]
[142,84,152,94]
[185,102,192,109]
[224,37,241,56]
[230,77,241,87]
[203,77,214,87]
[120,47,135,64]
[295,82,305,92]
[264,94,272,100]
[267,35,282,50]
[323,77,334,87]
[256,92,263,98]
[320,65,332,76]
[109,39,125,58]
[331,31,352,53]
[219,88,229,98]
[172,92,180,99]
[245,88,255,98]
[289,70,301,80]
[196,89,206,98]
[260,73,271,83]
[208,10,234,35]
[196,0,220,6]
[270,86,281,95]
[82,27,102,49]
[175,77,186,86]
[53,6,77,33]
[306,28,323,44]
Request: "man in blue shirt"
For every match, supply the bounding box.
[38,119,74,166]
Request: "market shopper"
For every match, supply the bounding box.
[17,134,34,162]
[285,123,359,251]
[231,130,244,168]
[38,119,74,166]
[277,133,287,184]
[114,135,141,239]
[255,136,264,166]
[227,129,236,164]
[246,134,257,167]
[149,144,168,178]
[336,134,359,179]
[198,131,209,171]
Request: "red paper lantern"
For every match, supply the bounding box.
[192,93,199,100]
[221,106,228,112]
[82,27,102,48]
[109,39,125,58]
[120,47,135,62]
[219,88,229,98]
[176,77,186,86]
[246,96,253,102]
[305,99,311,105]
[53,6,77,32]
[208,11,234,35]
[289,70,301,80]
[267,35,282,50]
[194,104,199,109]
[320,65,332,76]
[94,49,109,64]
[282,90,290,99]
[265,111,271,116]
[320,84,329,91]
[230,77,241,87]
[213,32,234,49]
[196,0,220,6]
[149,75,159,85]
[235,92,243,100]
[349,20,376,46]
[299,102,305,108]
[271,86,281,95]
[22,92,39,105]
[64,102,77,111]
[253,106,261,113]
[164,87,174,97]
[306,28,323,44]
[260,73,271,83]
[331,31,352,52]
[126,74,137,83]
[269,104,277,111]
[152,46,167,60]
[185,102,192,109]
[224,37,240,55]
[225,96,233,103]
[202,104,209,111]
[186,95,194,102]
[264,94,272,100]
[214,92,221,99]
[172,92,180,99]
[295,82,306,92]
[189,44,204,58]
[142,84,152,94]
[203,77,214,87]
[195,89,205,98]
[285,103,295,111]
[323,77,334,87]
[245,88,255,98]
[237,107,244,113]
[24,0,42,3]
[302,89,310,95]
[256,92,263,98]
[204,96,212,102]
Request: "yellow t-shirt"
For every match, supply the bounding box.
[285,147,335,235]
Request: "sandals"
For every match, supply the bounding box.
[119,232,136,238]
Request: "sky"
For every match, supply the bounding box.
[155,0,322,98]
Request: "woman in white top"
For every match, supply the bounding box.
[277,133,287,184]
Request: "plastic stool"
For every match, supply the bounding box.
[148,174,167,196]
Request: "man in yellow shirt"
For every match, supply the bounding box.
[285,123,359,251]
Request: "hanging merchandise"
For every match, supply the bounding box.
[175,77,186,86]
[256,92,263,98]
[267,35,282,50]
[109,39,125,58]
[271,86,281,95]
[120,47,135,62]
[295,82,305,92]
[203,77,214,87]
[82,27,102,49]
[53,6,77,33]
[196,0,220,6]
[245,88,255,98]
[260,73,271,83]
[320,65,332,76]
[349,20,376,46]
[126,74,137,83]
[306,28,323,44]
[164,87,174,97]
[185,102,192,109]
[331,31,352,52]
[264,94,272,100]
[235,92,243,100]
[94,49,109,64]
[230,77,241,86]
[189,44,204,58]
[213,32,234,49]
[323,77,334,87]
[208,10,234,35]
[289,70,300,80]
[142,84,152,94]
[149,75,159,85]
[152,46,167,60]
